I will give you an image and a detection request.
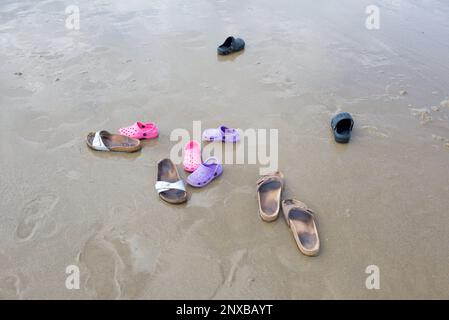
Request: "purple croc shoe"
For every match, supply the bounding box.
[202,125,240,143]
[186,157,223,187]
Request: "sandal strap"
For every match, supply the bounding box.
[256,172,283,190]
[282,199,314,225]
[155,180,186,193]
[140,122,157,133]
[203,157,220,177]
[92,131,109,151]
[203,156,218,165]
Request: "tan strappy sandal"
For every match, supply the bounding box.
[281,199,320,256]
[256,172,284,222]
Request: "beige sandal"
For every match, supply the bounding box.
[281,199,320,256]
[256,172,284,222]
[86,130,141,152]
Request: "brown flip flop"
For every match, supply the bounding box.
[155,158,188,204]
[86,130,141,152]
[256,172,284,221]
[281,199,320,256]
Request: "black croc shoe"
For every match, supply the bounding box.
[331,112,354,143]
[217,36,245,55]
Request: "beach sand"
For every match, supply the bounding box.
[1,0,449,299]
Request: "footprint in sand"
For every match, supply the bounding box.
[66,170,81,181]
[360,126,389,138]
[79,237,123,299]
[15,194,59,241]
[225,249,248,286]
[0,274,22,299]
[79,232,150,299]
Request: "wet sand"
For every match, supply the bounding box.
[1,0,449,299]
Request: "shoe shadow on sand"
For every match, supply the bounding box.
[85,147,143,160]
[216,50,244,62]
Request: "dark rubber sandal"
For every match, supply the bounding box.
[217,36,245,55]
[331,112,354,143]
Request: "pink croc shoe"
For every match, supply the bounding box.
[119,122,159,140]
[183,140,201,172]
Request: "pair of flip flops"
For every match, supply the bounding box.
[257,172,320,256]
[86,121,159,153]
[183,141,223,187]
[155,157,223,204]
[202,125,240,143]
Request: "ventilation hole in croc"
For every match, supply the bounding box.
[214,173,217,176]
